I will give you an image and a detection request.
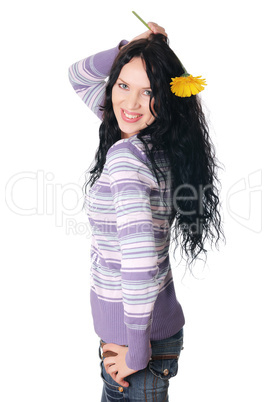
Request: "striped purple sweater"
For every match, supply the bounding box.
[68,42,185,370]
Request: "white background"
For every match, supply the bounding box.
[1,0,266,401]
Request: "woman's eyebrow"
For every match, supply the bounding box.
[117,77,129,84]
[118,77,151,90]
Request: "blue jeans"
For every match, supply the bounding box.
[99,328,184,402]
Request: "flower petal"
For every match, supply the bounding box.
[170,75,207,97]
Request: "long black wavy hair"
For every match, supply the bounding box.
[85,34,224,265]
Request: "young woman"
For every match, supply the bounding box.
[69,22,223,401]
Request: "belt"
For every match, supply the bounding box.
[100,341,122,358]
[100,341,178,360]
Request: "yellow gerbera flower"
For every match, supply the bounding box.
[170,74,207,98]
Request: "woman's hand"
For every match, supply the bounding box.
[148,22,167,36]
[103,343,138,387]
[132,22,167,41]
[121,22,167,49]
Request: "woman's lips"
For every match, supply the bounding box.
[121,109,143,123]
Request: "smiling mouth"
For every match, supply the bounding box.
[123,110,142,119]
[121,109,143,122]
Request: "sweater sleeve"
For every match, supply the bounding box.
[106,140,159,371]
[68,40,128,119]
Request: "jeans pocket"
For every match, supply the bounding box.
[148,356,178,380]
[148,330,184,380]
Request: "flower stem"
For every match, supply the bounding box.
[132,11,151,30]
[177,58,188,76]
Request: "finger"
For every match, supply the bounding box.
[103,356,115,371]
[147,22,157,32]
[108,368,129,388]
[119,378,130,388]
[106,364,117,376]
[111,373,130,388]
[105,364,118,378]
[102,343,118,353]
[155,27,167,35]
[148,22,167,36]
[110,372,119,384]
[104,356,114,365]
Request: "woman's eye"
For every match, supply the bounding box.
[144,90,152,96]
[118,83,128,90]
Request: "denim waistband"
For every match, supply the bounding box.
[99,328,184,360]
[150,328,184,358]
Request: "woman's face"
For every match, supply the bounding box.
[112,57,155,138]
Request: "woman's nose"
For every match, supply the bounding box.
[125,91,140,110]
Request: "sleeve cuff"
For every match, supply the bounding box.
[125,329,152,371]
[118,39,129,50]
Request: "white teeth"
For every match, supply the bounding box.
[123,110,142,119]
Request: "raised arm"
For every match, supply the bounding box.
[68,40,128,119]
[68,23,166,120]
